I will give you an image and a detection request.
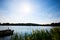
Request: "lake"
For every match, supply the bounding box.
[0,26,57,40]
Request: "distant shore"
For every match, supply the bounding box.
[0,22,60,26]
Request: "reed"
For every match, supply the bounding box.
[11,27,60,40]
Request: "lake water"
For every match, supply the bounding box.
[0,26,54,40]
[0,26,52,33]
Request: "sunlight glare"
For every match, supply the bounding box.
[21,4,31,14]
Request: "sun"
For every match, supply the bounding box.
[21,4,31,14]
[23,5,30,13]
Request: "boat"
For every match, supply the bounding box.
[0,29,14,37]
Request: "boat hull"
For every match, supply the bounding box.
[0,29,14,37]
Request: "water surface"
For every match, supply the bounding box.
[0,26,52,33]
[0,26,53,40]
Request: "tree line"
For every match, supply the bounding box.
[0,22,60,26]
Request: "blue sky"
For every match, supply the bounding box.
[0,0,60,24]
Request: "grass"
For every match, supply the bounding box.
[11,27,60,40]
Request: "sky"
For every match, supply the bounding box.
[0,0,60,24]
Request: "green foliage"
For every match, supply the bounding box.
[50,27,60,40]
[11,27,60,40]
[14,33,19,40]
[19,34,23,40]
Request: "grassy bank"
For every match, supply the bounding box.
[11,27,60,40]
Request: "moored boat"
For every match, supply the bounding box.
[0,29,14,37]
